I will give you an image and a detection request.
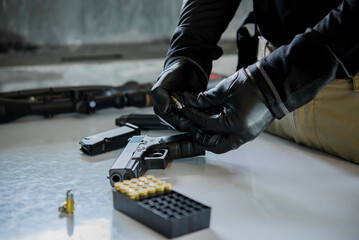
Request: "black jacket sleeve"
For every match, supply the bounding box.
[165,0,241,77]
[247,0,359,118]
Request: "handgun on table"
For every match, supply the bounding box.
[109,133,205,186]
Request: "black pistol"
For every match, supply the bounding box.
[109,133,205,186]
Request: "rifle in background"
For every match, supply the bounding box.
[0,81,153,123]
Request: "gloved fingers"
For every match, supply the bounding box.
[155,105,243,154]
[172,71,241,109]
[185,123,242,154]
[173,89,224,109]
[179,106,229,133]
[151,84,173,114]
[153,106,192,132]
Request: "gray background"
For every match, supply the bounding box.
[0,0,252,46]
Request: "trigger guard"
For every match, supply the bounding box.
[144,149,168,161]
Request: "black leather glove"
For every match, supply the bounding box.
[170,68,275,154]
[151,58,208,116]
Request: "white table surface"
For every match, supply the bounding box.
[1,56,358,240]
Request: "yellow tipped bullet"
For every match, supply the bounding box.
[66,190,74,215]
[164,183,172,192]
[139,188,148,199]
[123,180,131,185]
[128,190,139,200]
[171,96,184,109]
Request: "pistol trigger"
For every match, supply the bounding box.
[145,149,168,159]
[148,152,163,158]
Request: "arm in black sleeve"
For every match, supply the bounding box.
[165,0,241,77]
[247,0,359,119]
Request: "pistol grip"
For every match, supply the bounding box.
[166,139,205,160]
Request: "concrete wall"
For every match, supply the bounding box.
[0,0,252,46]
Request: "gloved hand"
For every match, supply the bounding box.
[169,68,275,154]
[151,58,208,126]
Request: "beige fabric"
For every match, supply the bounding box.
[258,37,359,163]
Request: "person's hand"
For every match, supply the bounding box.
[151,58,208,129]
[169,68,275,153]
